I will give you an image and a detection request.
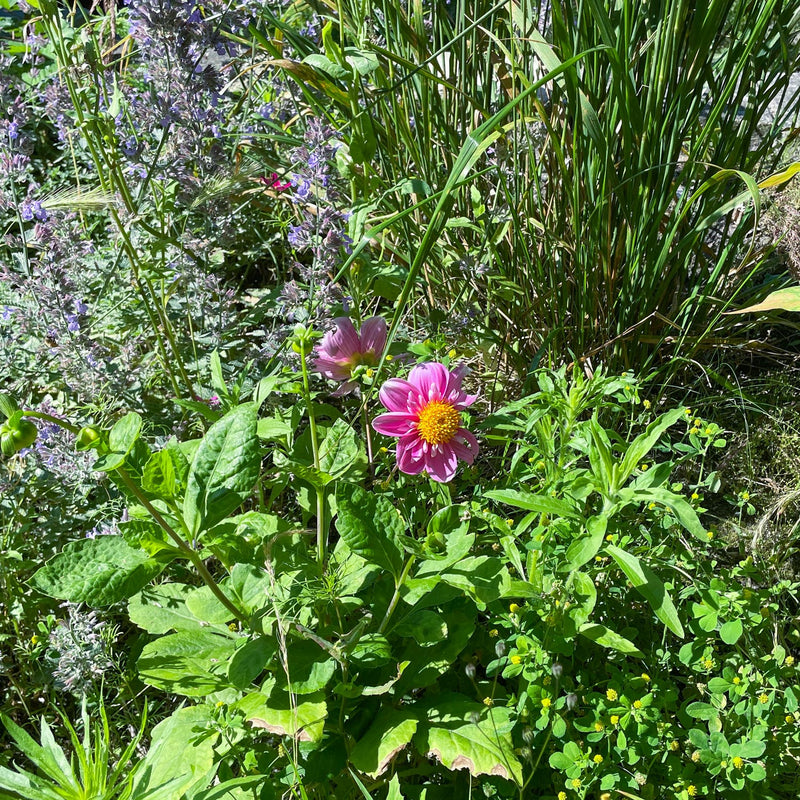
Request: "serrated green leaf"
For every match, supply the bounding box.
[350,709,418,778]
[128,583,218,634]
[318,418,360,479]
[183,404,260,536]
[335,483,405,580]
[29,536,164,606]
[605,545,684,637]
[142,450,177,499]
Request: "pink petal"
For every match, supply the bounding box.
[372,412,415,437]
[424,446,458,482]
[332,381,358,397]
[449,429,478,464]
[379,378,417,412]
[321,317,361,361]
[313,356,352,381]
[396,434,427,475]
[408,362,449,402]
[445,364,477,407]
[359,316,387,357]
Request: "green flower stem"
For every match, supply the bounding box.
[115,468,249,625]
[378,556,416,634]
[299,345,326,566]
[21,411,80,436]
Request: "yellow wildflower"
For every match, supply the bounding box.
[648,502,657,510]
[483,697,494,707]
[639,463,649,471]
[595,721,604,732]
[633,700,643,709]
[687,786,697,797]
[489,628,498,637]
[733,677,741,685]
[702,658,714,670]
[670,740,680,751]
[606,688,618,701]
[685,408,692,416]
[691,750,701,762]
[610,715,620,725]
[541,697,551,709]
[691,492,700,500]
[732,756,744,769]
[786,715,794,724]
[593,754,603,764]
[510,655,522,665]
[706,531,714,540]
[506,518,514,527]
[641,673,651,682]
[448,349,456,358]
[509,603,520,614]
[786,655,795,667]
[571,778,582,789]
[643,399,651,409]
[758,693,769,704]
[558,794,567,800]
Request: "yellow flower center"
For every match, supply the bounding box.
[417,401,461,444]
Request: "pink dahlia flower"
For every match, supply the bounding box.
[372,362,479,483]
[313,316,387,394]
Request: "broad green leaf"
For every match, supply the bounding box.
[183,404,260,536]
[128,583,222,634]
[237,688,327,743]
[719,618,743,645]
[279,640,337,694]
[350,709,418,778]
[335,483,405,580]
[685,702,719,720]
[394,610,448,646]
[605,545,684,637]
[726,286,800,314]
[484,489,578,520]
[414,697,522,784]
[137,630,237,696]
[579,623,643,657]
[29,536,165,606]
[732,739,766,759]
[565,516,606,570]
[228,637,275,689]
[142,450,177,499]
[318,418,360,479]
[109,411,142,455]
[386,774,405,800]
[133,706,219,800]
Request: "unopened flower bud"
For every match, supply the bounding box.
[551,662,563,679]
[522,726,535,745]
[565,693,578,711]
[465,662,477,680]
[76,425,103,451]
[495,641,507,658]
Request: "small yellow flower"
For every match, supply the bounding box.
[786,714,794,724]
[228,623,238,631]
[483,697,494,707]
[30,635,38,645]
[380,446,388,453]
[215,700,225,708]
[733,676,741,685]
[489,628,498,637]
[633,700,643,709]
[706,531,714,540]
[643,399,651,409]
[606,688,618,701]
[639,463,649,471]
[544,675,552,685]
[510,655,522,665]
[693,418,702,427]
[605,534,614,542]
[691,492,700,500]
[786,655,795,667]
[448,349,456,358]
[593,754,603,764]
[704,427,713,435]
[506,518,514,527]
[365,368,374,378]
[685,408,692,416]
[732,756,744,769]
[610,715,620,725]
[509,603,520,614]
[687,785,697,797]
[743,588,753,599]
[648,502,657,510]
[385,354,393,361]
[720,760,727,768]
[702,658,714,670]
[541,697,551,708]
[670,739,680,751]
[594,721,605,732]
[758,693,769,704]
[691,750,701,762]
[741,491,750,501]
[641,673,651,682]
[571,778,582,789]
[558,793,567,800]
[690,426,701,435]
